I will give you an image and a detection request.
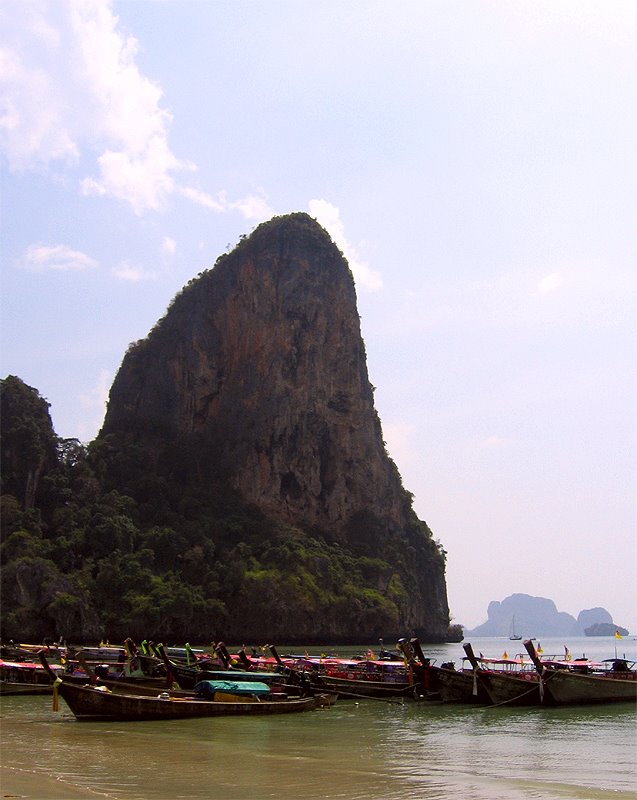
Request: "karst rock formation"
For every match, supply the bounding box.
[100,213,450,639]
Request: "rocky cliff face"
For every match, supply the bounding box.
[100,213,449,638]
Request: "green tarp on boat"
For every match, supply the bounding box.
[194,680,272,699]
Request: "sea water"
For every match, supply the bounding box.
[1,637,635,800]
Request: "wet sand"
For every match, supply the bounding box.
[0,766,106,799]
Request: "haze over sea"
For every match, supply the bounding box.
[1,636,635,800]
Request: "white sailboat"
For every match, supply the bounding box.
[509,616,522,640]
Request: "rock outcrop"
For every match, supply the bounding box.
[576,607,612,632]
[99,213,449,640]
[0,375,59,509]
[465,594,627,637]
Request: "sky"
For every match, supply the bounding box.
[1,0,636,634]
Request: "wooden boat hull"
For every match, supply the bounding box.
[522,638,637,705]
[312,674,417,699]
[62,675,176,695]
[0,681,53,696]
[62,673,169,691]
[461,641,541,705]
[54,680,320,721]
[476,672,542,706]
[267,643,418,699]
[1,661,64,695]
[161,642,414,700]
[433,667,489,704]
[541,669,637,705]
[1,644,67,664]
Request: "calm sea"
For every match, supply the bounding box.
[1,636,635,800]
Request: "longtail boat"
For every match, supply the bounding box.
[0,659,64,695]
[524,639,637,705]
[433,663,489,703]
[39,653,325,720]
[462,643,542,706]
[399,637,490,704]
[310,672,417,699]
[58,649,171,693]
[155,643,308,695]
[267,644,420,700]
[0,641,67,664]
[396,638,442,700]
[56,643,168,692]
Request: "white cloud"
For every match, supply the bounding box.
[80,137,184,214]
[18,243,98,271]
[161,236,176,256]
[177,186,226,212]
[0,1,275,218]
[537,271,564,294]
[68,0,194,213]
[0,3,80,169]
[1,0,190,212]
[225,191,274,222]
[178,186,274,221]
[111,260,156,282]
[308,199,383,291]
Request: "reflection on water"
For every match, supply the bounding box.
[390,702,637,799]
[2,636,636,800]
[2,694,635,800]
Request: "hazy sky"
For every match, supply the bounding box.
[2,0,635,633]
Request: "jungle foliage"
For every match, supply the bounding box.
[1,376,447,645]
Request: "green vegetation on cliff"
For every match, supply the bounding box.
[1,376,447,644]
[2,213,450,645]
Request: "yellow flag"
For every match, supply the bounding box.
[537,642,543,654]
[615,630,622,639]
[502,650,509,660]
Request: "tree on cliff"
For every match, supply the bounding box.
[0,376,59,509]
[1,214,451,644]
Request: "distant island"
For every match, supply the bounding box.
[583,622,629,637]
[464,594,630,637]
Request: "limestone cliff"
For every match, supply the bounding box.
[100,213,449,639]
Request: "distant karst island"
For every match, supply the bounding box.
[464,593,630,637]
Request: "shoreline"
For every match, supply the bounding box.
[0,766,108,799]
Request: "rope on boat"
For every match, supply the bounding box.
[483,671,557,709]
[483,684,538,708]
